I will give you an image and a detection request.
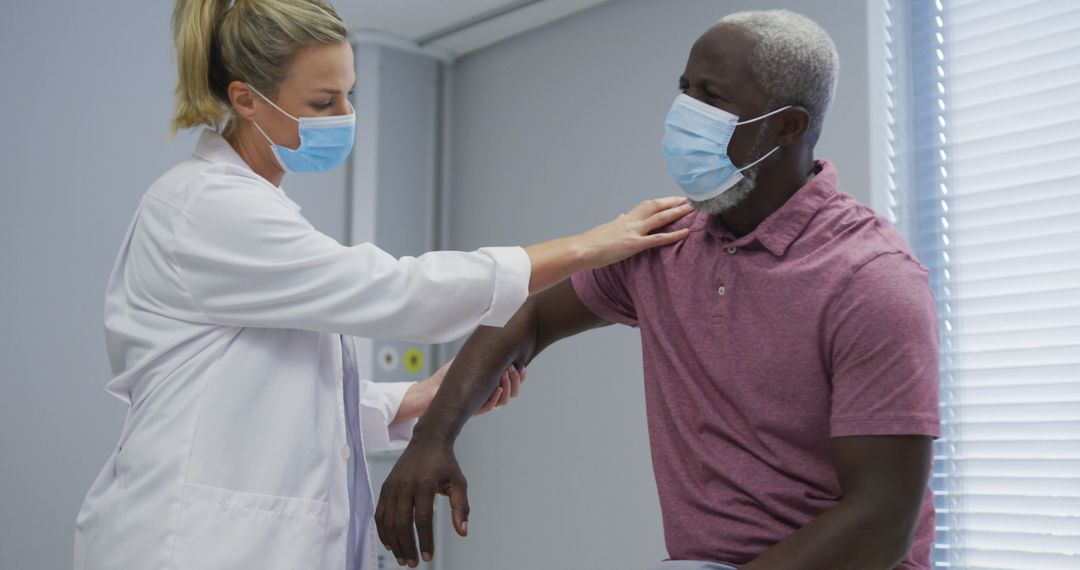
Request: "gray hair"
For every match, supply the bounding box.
[717,10,839,147]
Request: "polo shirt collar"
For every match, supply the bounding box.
[706,159,837,257]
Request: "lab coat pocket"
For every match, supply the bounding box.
[172,482,329,570]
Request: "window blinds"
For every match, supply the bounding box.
[882,0,1080,568]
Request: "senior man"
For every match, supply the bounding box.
[378,10,940,570]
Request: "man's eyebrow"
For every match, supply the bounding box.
[697,77,727,91]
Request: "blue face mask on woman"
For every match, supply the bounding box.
[661,94,790,200]
[248,84,356,174]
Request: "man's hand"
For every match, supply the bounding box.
[376,280,608,568]
[375,441,470,568]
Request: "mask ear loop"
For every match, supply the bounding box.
[245,83,300,151]
[732,105,792,172]
[737,145,781,173]
[247,84,300,122]
[735,104,792,126]
[249,117,278,147]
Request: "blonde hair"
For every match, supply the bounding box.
[170,0,348,136]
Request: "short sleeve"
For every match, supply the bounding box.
[570,260,639,327]
[827,253,941,438]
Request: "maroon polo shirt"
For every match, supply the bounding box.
[572,160,940,568]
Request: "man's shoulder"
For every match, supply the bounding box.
[814,192,928,276]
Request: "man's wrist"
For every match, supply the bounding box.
[411,416,459,448]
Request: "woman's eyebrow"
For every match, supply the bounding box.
[314,83,356,95]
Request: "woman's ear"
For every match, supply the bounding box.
[227,81,257,121]
[776,106,810,147]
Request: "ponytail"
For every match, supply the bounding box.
[171,0,231,136]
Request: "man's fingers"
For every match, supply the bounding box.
[446,482,471,537]
[392,486,419,566]
[414,485,437,563]
[390,485,419,565]
[380,485,407,564]
[375,486,393,551]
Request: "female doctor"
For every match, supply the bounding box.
[73,1,692,569]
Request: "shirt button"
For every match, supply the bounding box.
[718,285,726,296]
[726,246,737,255]
[341,444,351,460]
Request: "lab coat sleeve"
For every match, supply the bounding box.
[359,380,417,452]
[173,178,531,342]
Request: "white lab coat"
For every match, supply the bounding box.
[73,129,530,570]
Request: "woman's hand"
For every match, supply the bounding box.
[393,360,525,423]
[579,196,694,269]
[472,361,525,415]
[523,196,694,295]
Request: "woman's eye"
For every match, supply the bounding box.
[312,101,333,110]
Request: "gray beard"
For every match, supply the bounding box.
[690,166,759,215]
[690,118,772,215]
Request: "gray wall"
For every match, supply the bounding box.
[0,2,345,568]
[444,1,871,568]
[0,1,873,569]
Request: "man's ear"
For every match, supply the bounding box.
[227,81,257,121]
[776,106,810,147]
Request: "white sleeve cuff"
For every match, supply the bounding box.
[477,246,531,328]
[359,380,418,453]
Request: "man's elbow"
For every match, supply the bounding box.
[852,500,921,568]
[878,516,918,567]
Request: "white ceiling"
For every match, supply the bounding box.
[335,0,612,58]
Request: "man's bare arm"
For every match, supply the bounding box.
[741,435,934,570]
[375,280,608,567]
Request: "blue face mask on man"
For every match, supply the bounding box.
[661,94,790,200]
[248,84,356,174]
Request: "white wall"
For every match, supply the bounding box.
[443,1,872,568]
[0,2,345,568]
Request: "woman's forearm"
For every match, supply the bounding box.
[524,236,591,295]
[393,381,435,424]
